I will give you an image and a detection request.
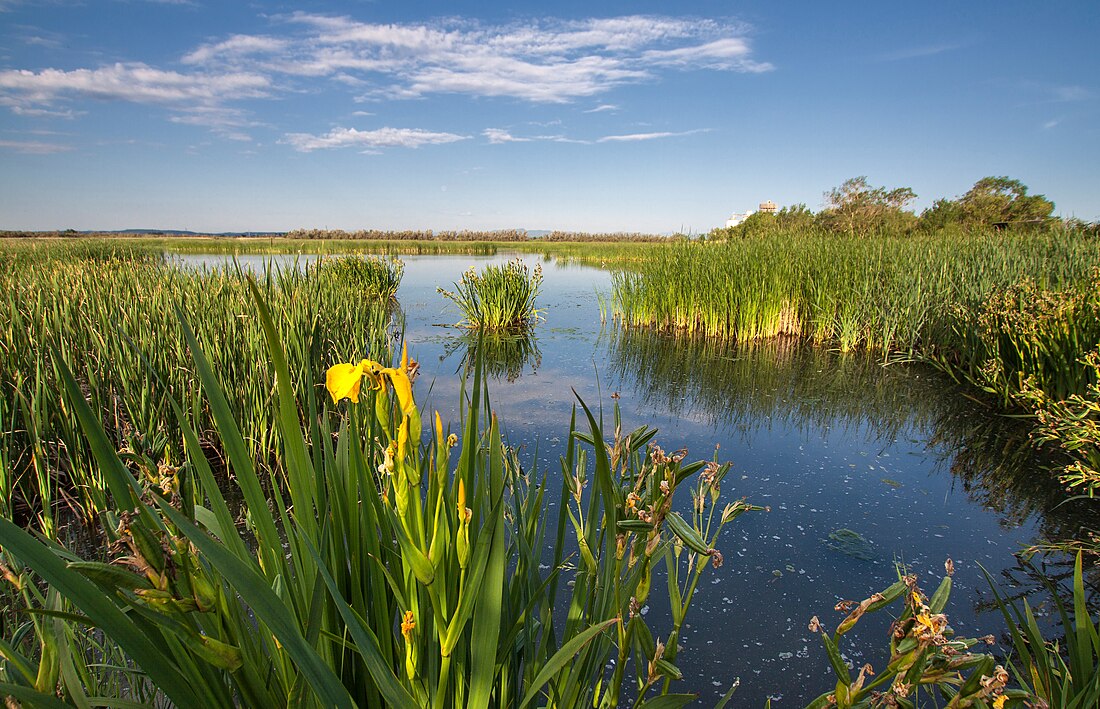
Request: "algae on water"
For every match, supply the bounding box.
[825,528,875,561]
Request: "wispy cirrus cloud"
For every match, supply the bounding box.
[1050,85,1092,102]
[281,126,469,152]
[878,42,966,61]
[584,104,619,113]
[0,62,269,105]
[484,126,708,145]
[0,138,72,153]
[597,128,708,142]
[182,35,288,65]
[483,128,531,144]
[9,104,82,118]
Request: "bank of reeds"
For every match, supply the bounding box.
[0,243,396,530]
[611,229,1100,506]
[613,232,1097,355]
[438,259,543,330]
[0,284,758,706]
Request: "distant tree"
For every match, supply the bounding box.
[720,203,817,239]
[957,176,1054,228]
[918,198,964,232]
[775,203,816,231]
[816,177,917,236]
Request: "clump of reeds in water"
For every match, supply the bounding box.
[309,254,404,302]
[438,258,543,329]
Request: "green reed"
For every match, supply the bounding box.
[611,231,1099,390]
[0,242,396,529]
[438,259,544,330]
[307,254,405,302]
[0,282,758,707]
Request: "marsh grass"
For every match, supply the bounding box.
[610,231,1100,415]
[0,282,759,707]
[308,253,405,302]
[438,259,543,330]
[0,242,397,529]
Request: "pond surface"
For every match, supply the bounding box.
[177,251,1096,705]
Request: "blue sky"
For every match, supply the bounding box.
[0,1,1097,232]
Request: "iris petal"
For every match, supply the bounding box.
[326,362,365,403]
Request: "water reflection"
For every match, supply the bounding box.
[439,330,542,383]
[606,328,1092,536]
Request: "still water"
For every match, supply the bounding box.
[177,251,1094,704]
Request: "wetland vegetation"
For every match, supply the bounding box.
[1,194,1099,706]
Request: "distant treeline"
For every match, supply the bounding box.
[285,228,669,242]
[0,230,284,239]
[714,175,1100,240]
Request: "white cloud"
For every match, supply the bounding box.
[643,38,769,71]
[0,62,269,105]
[182,35,288,65]
[597,129,708,142]
[282,126,469,152]
[10,104,82,118]
[483,128,530,144]
[584,103,618,113]
[1042,118,1061,130]
[0,138,72,153]
[191,13,771,103]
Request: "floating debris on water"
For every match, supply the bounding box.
[825,528,876,561]
[881,478,903,488]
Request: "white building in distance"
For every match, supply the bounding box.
[725,210,754,228]
[725,201,777,228]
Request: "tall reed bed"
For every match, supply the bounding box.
[0,284,759,706]
[0,243,396,530]
[438,259,543,330]
[613,232,1096,352]
[611,231,1099,388]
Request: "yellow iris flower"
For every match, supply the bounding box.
[325,360,373,403]
[326,352,416,414]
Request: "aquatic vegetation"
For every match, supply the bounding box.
[983,554,1100,707]
[807,564,1013,707]
[0,242,395,529]
[938,270,1100,406]
[0,282,760,706]
[1021,347,1100,499]
[308,254,404,302]
[611,231,1098,357]
[825,528,876,561]
[438,259,543,330]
